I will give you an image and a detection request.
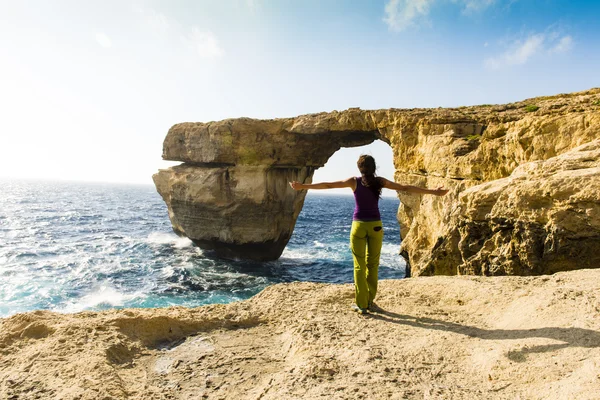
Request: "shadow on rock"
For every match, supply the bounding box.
[368,308,600,361]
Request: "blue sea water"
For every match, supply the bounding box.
[0,180,406,318]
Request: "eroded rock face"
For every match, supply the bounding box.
[155,88,600,272]
[423,140,600,275]
[153,164,313,260]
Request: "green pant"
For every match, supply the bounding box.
[350,220,384,309]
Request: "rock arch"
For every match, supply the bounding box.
[153,110,385,261]
[154,89,600,275]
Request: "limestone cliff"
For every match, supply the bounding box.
[425,140,600,275]
[154,88,600,274]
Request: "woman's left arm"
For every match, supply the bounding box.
[289,177,355,191]
[379,177,448,196]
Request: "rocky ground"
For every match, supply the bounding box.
[2,269,600,399]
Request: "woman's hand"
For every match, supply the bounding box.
[433,186,449,196]
[289,181,304,190]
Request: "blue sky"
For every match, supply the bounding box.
[0,0,597,190]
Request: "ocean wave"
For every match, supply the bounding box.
[146,232,194,249]
[381,243,400,255]
[56,284,146,314]
[280,245,348,262]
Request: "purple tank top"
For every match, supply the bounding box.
[353,177,381,221]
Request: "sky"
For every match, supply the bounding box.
[0,0,598,194]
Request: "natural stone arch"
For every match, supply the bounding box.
[154,89,600,275]
[153,111,386,261]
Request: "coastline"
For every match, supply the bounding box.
[2,269,599,399]
[0,183,404,319]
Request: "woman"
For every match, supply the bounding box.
[289,155,448,314]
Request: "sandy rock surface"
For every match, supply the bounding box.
[2,269,600,399]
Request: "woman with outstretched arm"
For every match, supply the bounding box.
[289,155,448,314]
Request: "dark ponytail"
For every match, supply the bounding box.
[357,155,383,198]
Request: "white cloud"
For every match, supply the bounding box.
[384,0,500,31]
[132,6,225,61]
[134,6,170,35]
[485,33,544,69]
[549,35,573,54]
[384,0,435,32]
[485,32,574,69]
[95,32,112,48]
[247,0,258,11]
[184,28,224,59]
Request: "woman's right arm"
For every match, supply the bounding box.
[289,177,356,191]
[380,177,448,196]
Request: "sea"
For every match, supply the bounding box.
[0,180,407,318]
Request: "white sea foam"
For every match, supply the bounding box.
[281,246,347,262]
[57,285,144,314]
[146,232,193,248]
[160,264,176,278]
[381,243,400,255]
